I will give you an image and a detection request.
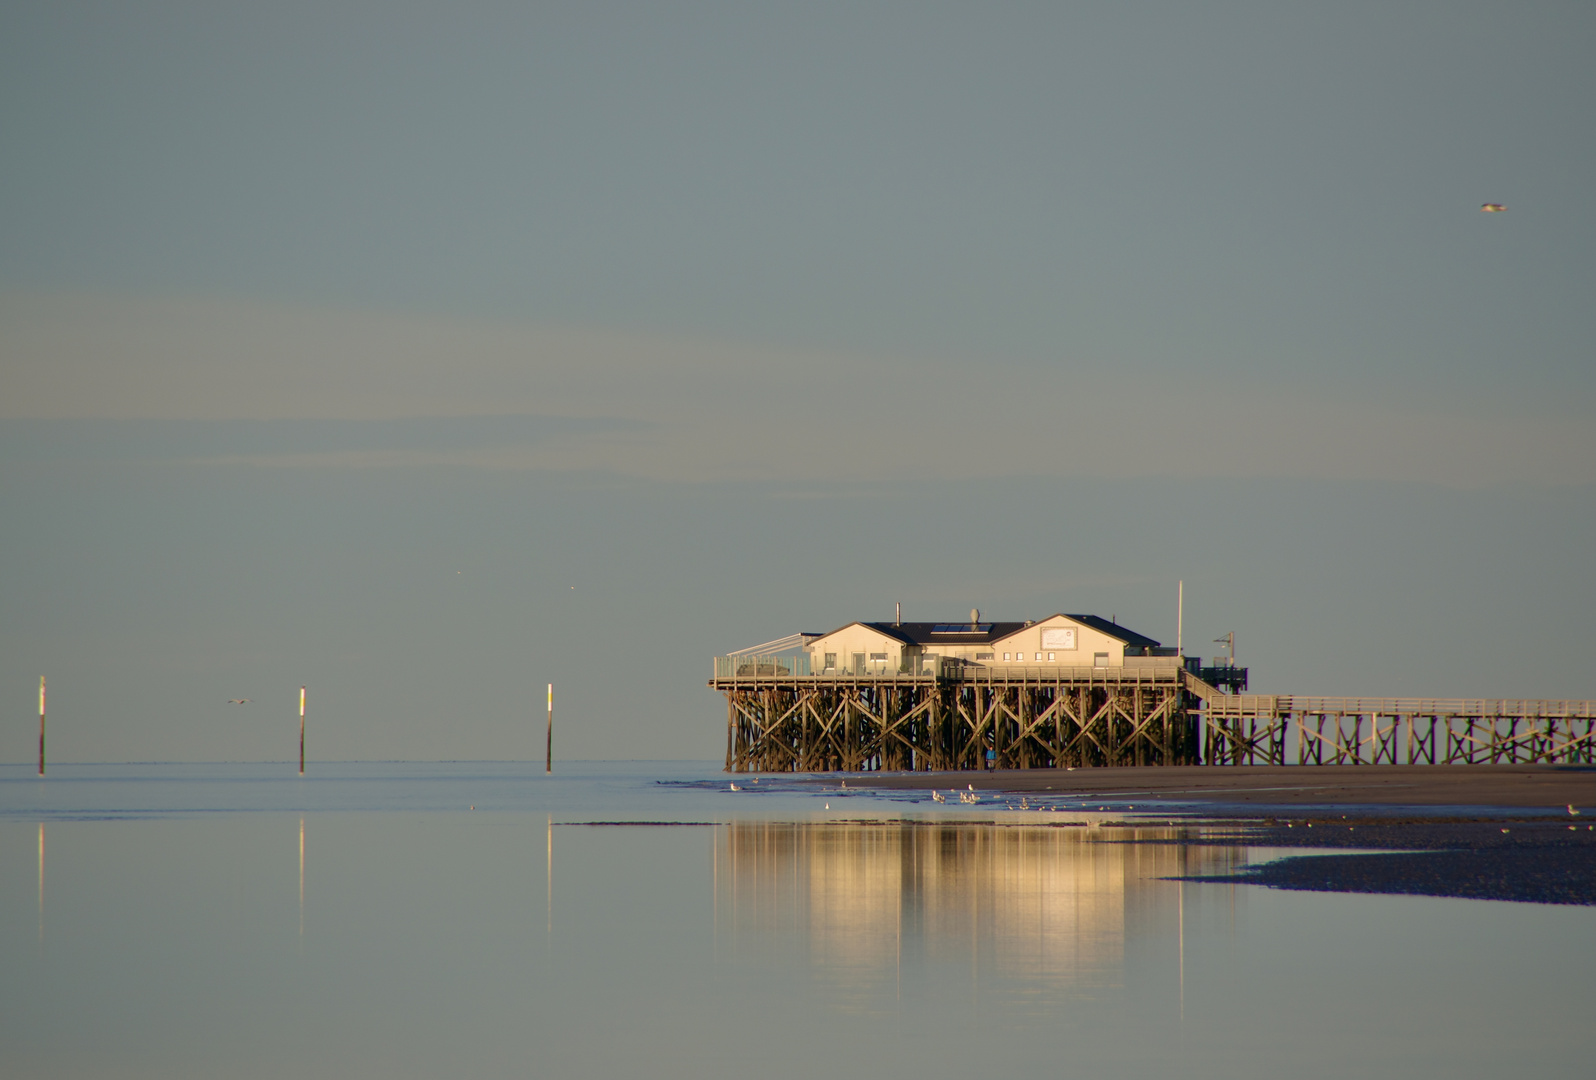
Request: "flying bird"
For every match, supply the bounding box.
[227,699,250,704]
[1569,804,1581,816]
[1480,203,1507,212]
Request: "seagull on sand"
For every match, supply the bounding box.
[728,782,741,791]
[1569,804,1581,816]
[227,699,250,704]
[931,791,945,803]
[1481,203,1507,212]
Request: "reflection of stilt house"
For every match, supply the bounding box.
[717,822,1239,998]
[710,610,1595,772]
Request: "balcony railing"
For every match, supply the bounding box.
[714,654,970,679]
[714,654,812,679]
[712,654,1188,681]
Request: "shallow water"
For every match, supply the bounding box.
[3,763,1593,1078]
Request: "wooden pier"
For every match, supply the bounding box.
[1193,680,1596,767]
[711,659,1596,772]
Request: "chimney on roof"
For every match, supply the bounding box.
[969,607,979,630]
[895,601,901,627]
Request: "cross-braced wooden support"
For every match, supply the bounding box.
[715,670,1198,773]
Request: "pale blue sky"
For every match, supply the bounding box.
[2,2,1592,761]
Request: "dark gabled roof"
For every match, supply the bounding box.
[1063,614,1161,648]
[857,621,1028,646]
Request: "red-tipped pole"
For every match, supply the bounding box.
[38,676,46,776]
[298,686,306,776]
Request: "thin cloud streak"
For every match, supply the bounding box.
[3,292,1589,488]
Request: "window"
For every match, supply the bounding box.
[869,652,887,661]
[1093,652,1109,667]
[1003,652,1011,661]
[1035,652,1043,661]
[824,653,836,670]
[976,652,994,661]
[1047,652,1055,661]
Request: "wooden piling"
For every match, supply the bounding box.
[38,676,45,776]
[545,683,553,774]
[711,660,1596,772]
[298,686,306,776]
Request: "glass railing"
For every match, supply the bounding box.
[714,654,812,679]
[713,654,937,679]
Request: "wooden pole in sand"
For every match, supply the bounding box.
[38,676,46,776]
[298,686,306,776]
[545,683,553,773]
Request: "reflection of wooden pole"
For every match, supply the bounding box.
[38,676,46,776]
[545,683,553,774]
[299,686,306,776]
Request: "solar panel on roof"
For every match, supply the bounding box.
[931,623,992,633]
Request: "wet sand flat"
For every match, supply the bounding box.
[1178,820,1596,905]
[829,765,1596,902]
[835,764,1595,810]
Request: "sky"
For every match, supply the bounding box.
[2,1,1593,763]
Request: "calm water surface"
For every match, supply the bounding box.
[3,762,1592,1078]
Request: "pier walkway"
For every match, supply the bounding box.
[1189,677,1596,767]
